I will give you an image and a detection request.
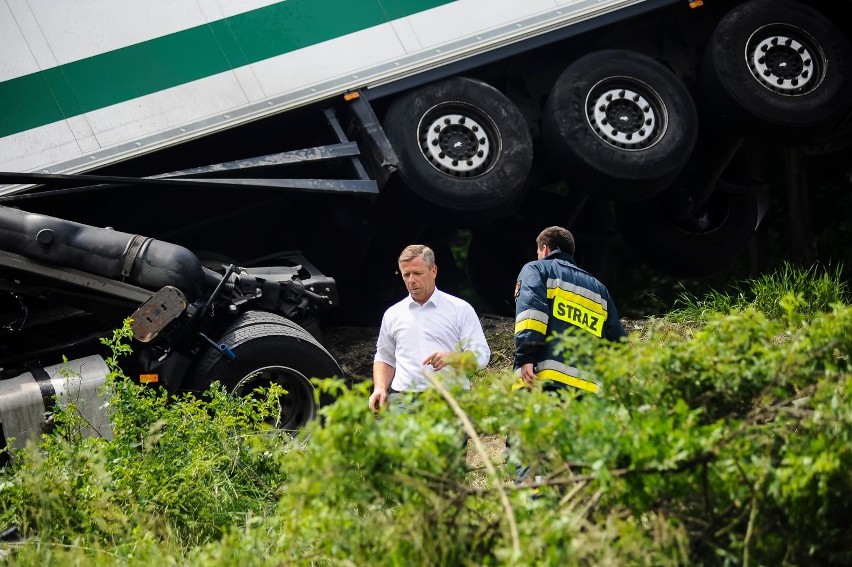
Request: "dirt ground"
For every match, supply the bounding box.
[323,314,517,383]
[323,315,646,383]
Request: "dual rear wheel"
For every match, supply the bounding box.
[382,0,851,291]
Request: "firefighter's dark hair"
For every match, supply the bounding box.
[536,226,575,256]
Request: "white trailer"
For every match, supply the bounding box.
[1,0,851,313]
[1,0,696,179]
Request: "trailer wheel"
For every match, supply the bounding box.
[542,50,697,203]
[700,0,852,140]
[190,315,342,433]
[614,185,768,279]
[383,77,533,222]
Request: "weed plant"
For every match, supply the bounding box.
[0,321,290,564]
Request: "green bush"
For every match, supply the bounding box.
[0,321,290,564]
[1,273,850,565]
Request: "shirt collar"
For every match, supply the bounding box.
[407,287,441,308]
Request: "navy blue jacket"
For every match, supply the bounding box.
[514,250,626,392]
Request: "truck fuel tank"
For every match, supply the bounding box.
[0,355,111,455]
[0,205,205,300]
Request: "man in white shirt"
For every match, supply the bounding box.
[368,244,491,412]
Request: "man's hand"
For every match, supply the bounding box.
[370,361,394,412]
[423,351,478,374]
[368,388,388,412]
[520,362,537,388]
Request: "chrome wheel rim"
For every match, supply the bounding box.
[418,102,501,177]
[746,25,824,95]
[585,78,666,150]
[234,365,317,432]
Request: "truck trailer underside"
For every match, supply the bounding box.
[2,1,850,303]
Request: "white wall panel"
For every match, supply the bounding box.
[3,0,56,80]
[65,116,100,153]
[405,0,557,48]
[211,0,282,19]
[250,24,407,96]
[25,0,208,65]
[0,122,79,171]
[85,72,249,148]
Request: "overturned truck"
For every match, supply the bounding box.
[1,0,852,435]
[2,0,851,305]
[0,205,342,448]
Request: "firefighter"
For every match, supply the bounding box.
[513,226,626,393]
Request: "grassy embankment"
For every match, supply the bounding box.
[1,262,849,566]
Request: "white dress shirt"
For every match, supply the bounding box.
[374,288,491,392]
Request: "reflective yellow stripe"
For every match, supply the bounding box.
[510,372,600,393]
[551,295,605,337]
[538,368,600,393]
[514,318,547,335]
[547,287,606,315]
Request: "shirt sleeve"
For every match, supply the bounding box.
[514,262,548,368]
[373,310,396,367]
[458,303,491,370]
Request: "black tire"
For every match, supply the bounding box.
[228,310,324,344]
[542,49,698,202]
[700,0,852,140]
[383,77,533,222]
[614,184,768,279]
[190,314,343,432]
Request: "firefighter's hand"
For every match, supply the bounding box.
[520,363,537,388]
[368,388,388,413]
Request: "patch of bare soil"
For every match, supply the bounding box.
[323,314,516,383]
[323,315,645,383]
[322,326,379,382]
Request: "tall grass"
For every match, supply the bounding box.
[668,262,848,322]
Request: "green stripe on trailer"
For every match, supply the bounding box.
[0,0,453,139]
